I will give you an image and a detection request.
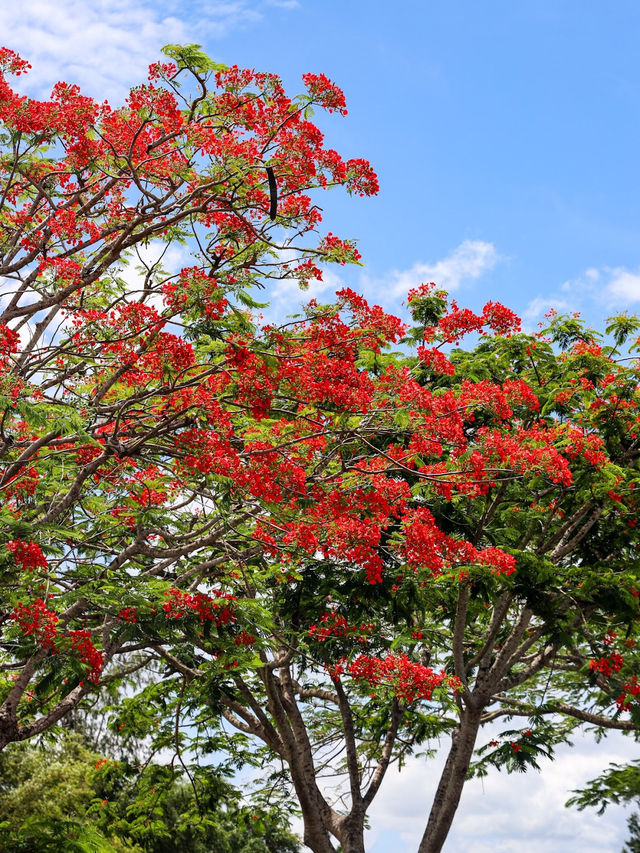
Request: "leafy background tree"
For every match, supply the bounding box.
[0,725,300,852]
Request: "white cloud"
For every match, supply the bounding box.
[556,263,640,310]
[271,266,343,303]
[606,267,640,302]
[261,261,345,326]
[522,295,572,323]
[382,240,498,298]
[0,0,287,102]
[0,0,191,101]
[510,260,640,330]
[364,729,635,853]
[288,725,635,853]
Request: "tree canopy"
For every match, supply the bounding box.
[0,44,638,853]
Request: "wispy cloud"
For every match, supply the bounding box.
[380,240,499,298]
[555,263,640,313]
[0,0,290,102]
[522,295,573,323]
[510,260,640,335]
[605,267,640,302]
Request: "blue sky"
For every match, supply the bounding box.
[3,1,640,849]
[7,0,640,331]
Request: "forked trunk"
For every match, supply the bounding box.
[296,788,366,853]
[417,704,483,853]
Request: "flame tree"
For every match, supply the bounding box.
[0,45,638,853]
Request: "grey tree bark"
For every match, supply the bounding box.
[416,703,483,853]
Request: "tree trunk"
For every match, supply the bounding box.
[417,704,483,853]
[339,836,366,853]
[336,814,366,853]
[290,769,338,853]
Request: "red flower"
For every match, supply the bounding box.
[7,540,48,572]
[68,630,103,683]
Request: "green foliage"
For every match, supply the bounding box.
[0,732,300,853]
[567,760,640,815]
[566,758,640,853]
[161,44,228,75]
[623,812,640,853]
[470,721,566,777]
[606,314,640,350]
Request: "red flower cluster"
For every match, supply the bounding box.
[336,288,407,346]
[562,428,608,469]
[162,588,237,625]
[338,653,459,705]
[10,599,107,682]
[477,425,573,487]
[301,73,348,115]
[7,540,48,572]
[401,507,515,577]
[11,599,58,649]
[0,47,31,75]
[417,345,455,375]
[308,612,375,644]
[424,299,521,344]
[317,233,361,265]
[406,281,443,304]
[234,631,257,646]
[589,652,624,677]
[481,301,522,336]
[4,466,39,500]
[0,323,19,357]
[616,676,640,711]
[130,486,168,508]
[278,482,407,584]
[118,607,138,623]
[68,630,103,683]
